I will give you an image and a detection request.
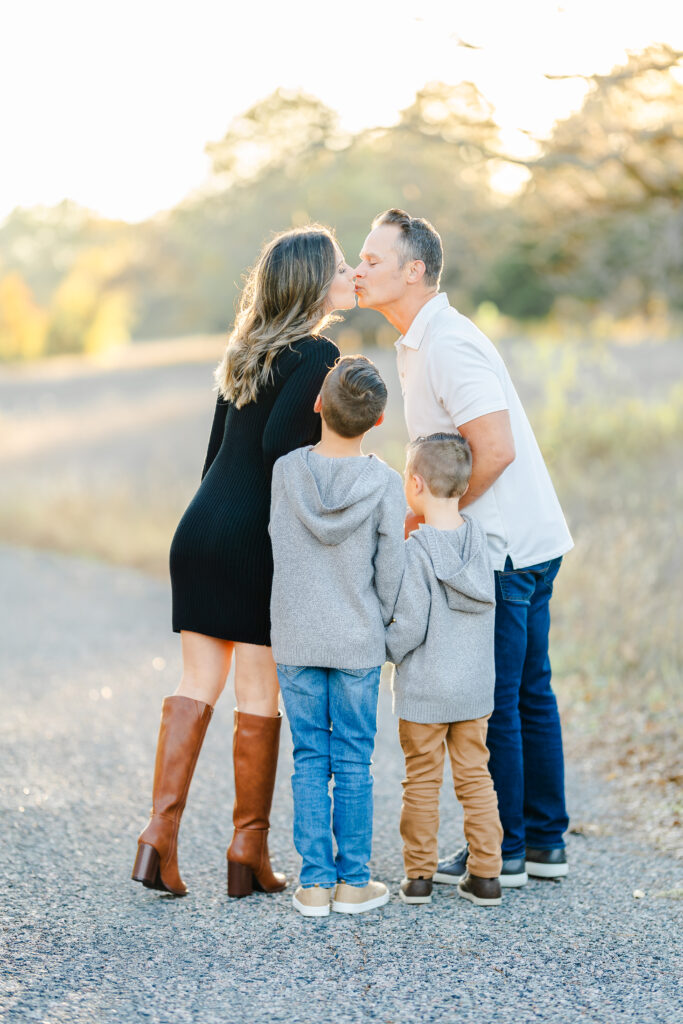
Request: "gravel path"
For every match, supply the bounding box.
[1,546,680,1024]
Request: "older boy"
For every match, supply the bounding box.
[270,355,405,917]
[387,433,503,907]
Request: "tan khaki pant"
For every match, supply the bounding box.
[398,717,503,879]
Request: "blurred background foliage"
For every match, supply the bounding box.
[1,44,681,361]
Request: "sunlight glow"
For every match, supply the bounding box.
[1,0,680,222]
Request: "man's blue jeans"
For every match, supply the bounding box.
[487,556,569,858]
[276,664,381,888]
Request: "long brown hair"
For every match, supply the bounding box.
[215,225,340,407]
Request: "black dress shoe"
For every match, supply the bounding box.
[399,877,433,904]
[434,845,527,888]
[457,872,502,906]
[525,847,568,878]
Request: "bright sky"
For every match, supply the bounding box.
[2,0,680,223]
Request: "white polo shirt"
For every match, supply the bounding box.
[396,293,573,570]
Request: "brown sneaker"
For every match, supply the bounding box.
[399,877,433,905]
[457,872,502,906]
[332,880,390,914]
[292,884,335,917]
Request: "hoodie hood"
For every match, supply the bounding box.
[282,447,393,545]
[411,517,494,613]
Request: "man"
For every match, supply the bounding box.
[354,209,573,887]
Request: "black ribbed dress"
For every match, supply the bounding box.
[170,335,340,645]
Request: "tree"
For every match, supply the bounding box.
[205,89,345,186]
[399,80,501,169]
[46,247,133,355]
[534,44,683,210]
[494,45,683,319]
[4,53,683,352]
[0,273,47,360]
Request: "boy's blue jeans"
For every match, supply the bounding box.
[487,556,569,858]
[276,664,381,888]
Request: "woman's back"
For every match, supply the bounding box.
[170,335,339,645]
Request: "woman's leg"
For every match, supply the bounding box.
[175,630,234,706]
[233,642,280,716]
[133,630,231,895]
[226,642,286,896]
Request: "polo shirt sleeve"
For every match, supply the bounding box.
[427,335,508,429]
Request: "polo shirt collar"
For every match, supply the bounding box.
[395,292,449,351]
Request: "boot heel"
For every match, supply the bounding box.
[227,861,254,898]
[132,843,160,888]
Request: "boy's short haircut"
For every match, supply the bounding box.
[320,355,388,439]
[406,433,472,499]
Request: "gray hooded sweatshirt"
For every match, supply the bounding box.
[270,446,406,670]
[386,515,495,723]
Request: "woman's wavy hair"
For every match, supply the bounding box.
[215,225,341,407]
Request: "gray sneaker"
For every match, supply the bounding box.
[332,880,390,914]
[434,844,527,888]
[433,845,469,883]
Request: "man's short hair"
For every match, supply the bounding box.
[320,355,388,439]
[406,433,472,498]
[372,208,443,287]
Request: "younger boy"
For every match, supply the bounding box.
[386,433,503,907]
[269,355,405,917]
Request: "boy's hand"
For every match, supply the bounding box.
[404,511,424,538]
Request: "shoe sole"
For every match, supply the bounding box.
[332,892,390,914]
[433,871,464,885]
[526,862,568,879]
[399,890,432,905]
[292,894,330,917]
[457,886,502,907]
[499,872,528,888]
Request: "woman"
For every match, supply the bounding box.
[132,225,356,898]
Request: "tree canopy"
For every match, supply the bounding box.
[1,44,681,359]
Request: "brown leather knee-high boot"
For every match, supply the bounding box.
[226,709,287,897]
[132,695,213,895]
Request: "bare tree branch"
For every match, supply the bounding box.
[545,46,683,82]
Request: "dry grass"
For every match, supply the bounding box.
[0,487,179,579]
[522,351,683,856]
[550,438,682,857]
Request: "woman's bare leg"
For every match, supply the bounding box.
[233,643,280,716]
[175,631,234,707]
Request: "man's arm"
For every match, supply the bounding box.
[457,410,515,508]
